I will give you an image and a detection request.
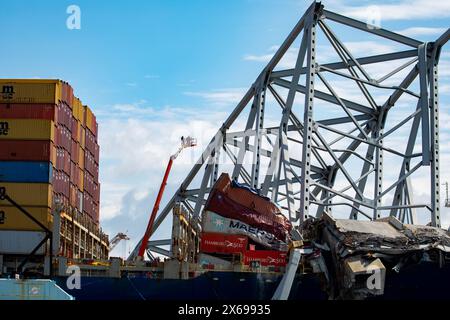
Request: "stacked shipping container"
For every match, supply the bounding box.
[198,173,291,270]
[0,80,104,258]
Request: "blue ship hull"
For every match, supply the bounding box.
[52,261,450,300]
[54,272,327,300]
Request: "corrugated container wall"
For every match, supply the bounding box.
[0,119,55,141]
[0,80,62,104]
[0,140,56,164]
[0,79,101,235]
[0,206,52,231]
[0,161,53,183]
[0,183,53,207]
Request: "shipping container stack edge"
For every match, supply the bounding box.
[0,79,108,260]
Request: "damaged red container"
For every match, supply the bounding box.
[204,173,292,242]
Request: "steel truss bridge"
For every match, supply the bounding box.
[129,2,450,260]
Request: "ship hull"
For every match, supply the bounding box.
[53,271,327,300]
[52,261,450,300]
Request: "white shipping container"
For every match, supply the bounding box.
[202,211,289,251]
[0,230,46,255]
[198,253,233,270]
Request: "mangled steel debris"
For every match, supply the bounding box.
[301,213,450,300]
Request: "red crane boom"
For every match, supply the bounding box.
[137,136,197,259]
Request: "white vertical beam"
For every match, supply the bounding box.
[300,15,317,223]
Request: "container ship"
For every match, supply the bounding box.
[1,2,450,301]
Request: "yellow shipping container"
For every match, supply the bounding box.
[79,148,85,170]
[79,169,84,191]
[0,183,53,207]
[0,79,62,104]
[0,119,55,141]
[80,126,86,149]
[0,206,52,231]
[72,97,83,122]
[84,105,94,132]
[77,121,82,142]
[51,143,57,165]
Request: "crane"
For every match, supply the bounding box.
[109,232,130,252]
[137,136,197,260]
[444,182,450,208]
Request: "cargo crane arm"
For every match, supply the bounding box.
[136,136,197,260]
[109,232,130,251]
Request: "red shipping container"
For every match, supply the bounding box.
[205,173,292,242]
[84,170,97,198]
[84,149,96,177]
[0,140,56,163]
[0,103,56,120]
[93,181,100,203]
[243,250,288,267]
[200,233,248,254]
[93,201,99,224]
[70,117,78,140]
[70,161,78,186]
[85,129,96,155]
[91,114,98,138]
[55,125,71,151]
[94,121,98,140]
[55,148,70,175]
[56,103,71,129]
[94,162,99,181]
[69,183,77,208]
[83,192,95,221]
[206,190,289,242]
[61,82,74,108]
[93,143,100,165]
[53,169,70,199]
[62,126,71,151]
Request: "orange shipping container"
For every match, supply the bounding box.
[77,121,82,142]
[72,97,83,121]
[79,168,84,191]
[79,148,85,170]
[80,126,86,149]
[84,105,94,133]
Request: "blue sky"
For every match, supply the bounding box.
[1,0,449,258]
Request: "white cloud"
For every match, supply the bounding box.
[396,27,447,37]
[101,204,121,220]
[184,88,247,106]
[244,40,398,70]
[126,82,137,87]
[244,53,274,63]
[341,1,450,21]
